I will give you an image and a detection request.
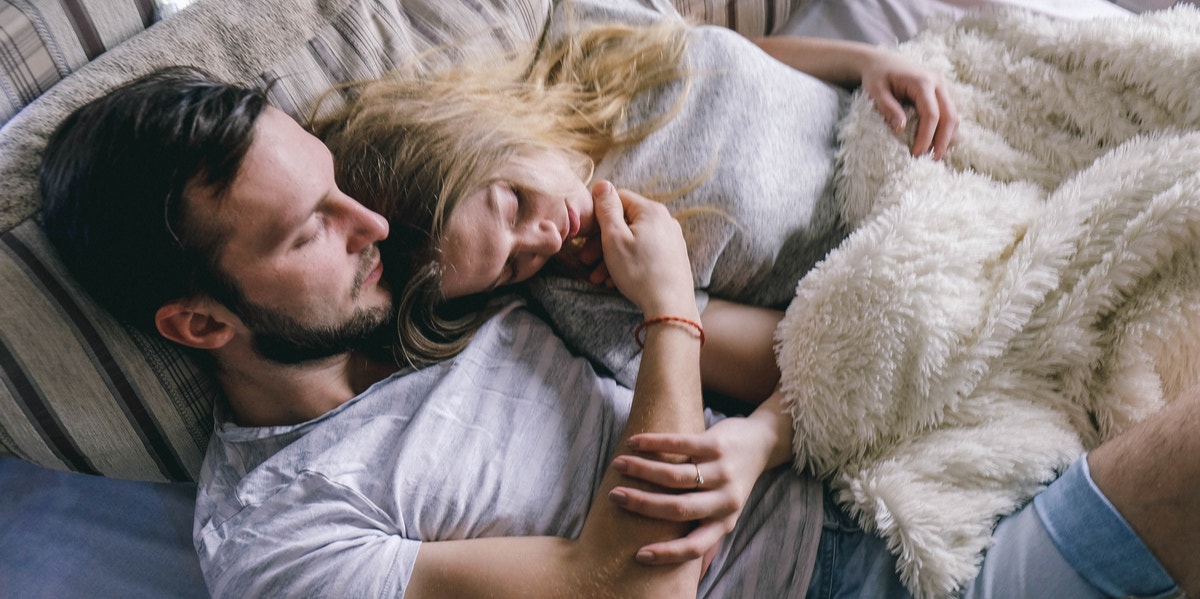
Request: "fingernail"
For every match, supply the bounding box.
[609,489,629,506]
[635,550,655,564]
[593,180,613,196]
[626,437,641,450]
[612,458,628,473]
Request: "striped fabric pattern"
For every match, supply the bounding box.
[673,0,805,37]
[0,0,806,481]
[0,221,213,480]
[0,0,191,128]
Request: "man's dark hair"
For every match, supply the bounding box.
[40,66,269,330]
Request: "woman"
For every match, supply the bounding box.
[313,0,955,393]
[312,0,956,565]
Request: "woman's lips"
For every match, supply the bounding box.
[566,204,580,242]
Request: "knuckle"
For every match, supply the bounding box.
[665,503,692,521]
[719,517,737,535]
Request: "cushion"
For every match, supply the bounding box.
[0,0,203,129]
[0,456,206,598]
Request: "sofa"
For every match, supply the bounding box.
[0,0,1164,597]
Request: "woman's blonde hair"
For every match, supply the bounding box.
[311,16,690,368]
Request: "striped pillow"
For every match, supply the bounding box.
[0,0,806,481]
[1,220,214,481]
[0,0,204,129]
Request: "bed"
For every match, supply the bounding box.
[0,0,1181,597]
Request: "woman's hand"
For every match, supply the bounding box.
[591,180,696,318]
[607,415,777,566]
[860,48,958,160]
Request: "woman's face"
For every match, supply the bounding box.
[439,150,596,299]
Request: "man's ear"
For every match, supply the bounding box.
[154,298,236,350]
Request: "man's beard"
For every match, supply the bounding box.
[237,301,393,365]
[224,247,394,365]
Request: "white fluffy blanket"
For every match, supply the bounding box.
[776,6,1200,598]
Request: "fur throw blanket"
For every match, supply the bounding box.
[775,6,1200,598]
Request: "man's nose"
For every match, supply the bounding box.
[343,196,389,252]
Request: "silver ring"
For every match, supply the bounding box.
[693,462,704,489]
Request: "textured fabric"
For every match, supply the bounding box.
[0,456,206,599]
[805,486,913,599]
[776,0,1130,46]
[196,302,824,598]
[672,0,810,35]
[0,0,196,129]
[0,220,213,481]
[777,6,1200,597]
[1032,456,1179,598]
[0,0,551,481]
[533,0,847,388]
[961,454,1179,598]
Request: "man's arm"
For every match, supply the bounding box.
[407,317,705,598]
[407,182,707,598]
[1087,386,1200,595]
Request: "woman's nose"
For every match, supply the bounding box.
[517,218,562,257]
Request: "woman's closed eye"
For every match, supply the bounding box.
[504,182,523,229]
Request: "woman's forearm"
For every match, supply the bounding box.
[752,35,877,89]
[748,390,797,471]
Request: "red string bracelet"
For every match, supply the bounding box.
[634,315,705,349]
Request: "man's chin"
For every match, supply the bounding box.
[250,307,395,366]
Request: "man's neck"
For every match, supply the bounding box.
[214,345,396,427]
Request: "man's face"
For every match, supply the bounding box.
[198,107,393,363]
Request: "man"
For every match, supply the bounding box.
[41,67,1194,598]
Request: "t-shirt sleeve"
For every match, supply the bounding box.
[199,471,420,598]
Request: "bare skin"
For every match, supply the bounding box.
[1088,387,1200,596]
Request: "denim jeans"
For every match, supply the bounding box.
[805,455,1180,599]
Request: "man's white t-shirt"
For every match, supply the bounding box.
[195,304,823,597]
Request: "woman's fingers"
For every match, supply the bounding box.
[591,180,628,237]
[577,236,603,266]
[634,521,733,565]
[867,81,907,132]
[587,261,611,287]
[906,81,941,157]
[625,433,721,467]
[614,454,719,490]
[609,483,738,522]
[930,85,958,160]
